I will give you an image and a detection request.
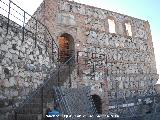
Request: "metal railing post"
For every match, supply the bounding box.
[35,20,38,48]
[51,38,54,62]
[6,0,11,35]
[15,111,17,120]
[57,48,60,86]
[76,51,79,63]
[69,64,71,88]
[41,87,44,119]
[22,11,25,42]
[1,0,59,118]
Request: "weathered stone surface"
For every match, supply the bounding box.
[43,0,159,114]
[0,0,159,118]
[0,14,58,119]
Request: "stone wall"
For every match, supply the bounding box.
[0,14,56,119]
[155,84,160,94]
[0,0,158,116]
[30,0,159,114]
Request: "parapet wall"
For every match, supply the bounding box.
[0,14,55,119]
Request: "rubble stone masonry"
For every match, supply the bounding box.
[0,14,57,119]
[31,0,159,114]
[0,0,159,117]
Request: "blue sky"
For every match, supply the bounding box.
[8,0,160,82]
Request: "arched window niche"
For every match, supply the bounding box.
[124,21,132,37]
[107,16,116,34]
[58,33,75,64]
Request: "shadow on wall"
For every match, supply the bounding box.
[91,94,102,114]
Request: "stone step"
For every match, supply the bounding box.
[17,107,42,114]
[16,114,42,120]
[14,65,71,119]
[17,103,42,114]
[30,98,42,103]
[31,97,53,103]
[23,103,42,108]
[56,87,97,115]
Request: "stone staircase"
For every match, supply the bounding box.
[53,87,114,120]
[54,86,97,116]
[54,87,93,120]
[14,64,74,120]
[14,64,106,120]
[0,1,101,119]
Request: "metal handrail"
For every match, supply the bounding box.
[63,53,75,65]
[0,0,59,114]
[15,53,76,119]
[0,0,78,119]
[14,70,55,112]
[0,0,58,48]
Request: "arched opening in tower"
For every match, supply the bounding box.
[91,94,102,114]
[58,33,75,64]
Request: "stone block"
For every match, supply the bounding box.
[1,44,8,51]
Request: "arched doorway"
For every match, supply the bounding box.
[58,33,74,63]
[91,94,102,114]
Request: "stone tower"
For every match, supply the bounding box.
[0,0,159,119]
[29,0,159,114]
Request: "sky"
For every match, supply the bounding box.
[1,0,160,83]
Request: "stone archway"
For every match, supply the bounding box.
[58,33,75,63]
[91,94,102,114]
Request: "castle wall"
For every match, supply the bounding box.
[0,14,56,119]
[30,0,159,114]
[0,0,158,116]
